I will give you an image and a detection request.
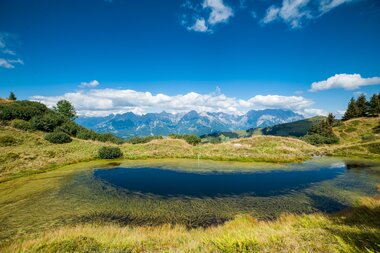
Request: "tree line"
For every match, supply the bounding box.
[0,92,123,144]
[343,93,380,121]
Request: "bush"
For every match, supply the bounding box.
[0,135,19,146]
[11,119,32,131]
[76,127,98,140]
[367,143,380,155]
[30,112,65,132]
[302,134,339,145]
[55,121,79,136]
[96,133,124,144]
[361,133,377,142]
[98,146,123,159]
[169,134,201,145]
[374,122,380,134]
[0,100,47,121]
[127,136,163,144]
[44,132,72,144]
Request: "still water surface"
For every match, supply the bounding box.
[94,166,346,197]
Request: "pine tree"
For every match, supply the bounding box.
[356,94,368,117]
[368,93,380,116]
[8,92,17,101]
[326,113,335,127]
[54,100,77,120]
[343,97,359,121]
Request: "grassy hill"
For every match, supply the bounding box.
[247,116,325,137]
[317,117,380,159]
[0,124,317,182]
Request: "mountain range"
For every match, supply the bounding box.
[76,109,304,138]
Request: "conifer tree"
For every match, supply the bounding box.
[356,94,368,117]
[8,91,17,101]
[54,100,77,120]
[368,93,380,116]
[343,97,359,121]
[326,113,335,127]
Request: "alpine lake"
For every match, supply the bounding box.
[1,157,380,242]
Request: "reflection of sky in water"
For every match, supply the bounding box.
[91,159,380,215]
[94,166,346,197]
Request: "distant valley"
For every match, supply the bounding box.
[76,109,304,137]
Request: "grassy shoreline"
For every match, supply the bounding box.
[1,116,380,183]
[0,157,379,252]
[1,186,379,253]
[0,126,317,182]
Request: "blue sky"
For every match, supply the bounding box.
[0,0,380,117]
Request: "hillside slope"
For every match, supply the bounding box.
[259,116,325,137]
[0,126,103,182]
[0,125,316,182]
[325,117,380,159]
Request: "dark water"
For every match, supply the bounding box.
[94,166,346,197]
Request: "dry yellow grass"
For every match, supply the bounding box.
[122,135,317,163]
[322,117,380,159]
[0,126,105,182]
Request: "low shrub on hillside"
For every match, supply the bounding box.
[374,121,380,134]
[169,134,201,145]
[98,146,123,159]
[127,136,163,144]
[0,100,47,121]
[96,133,125,144]
[11,119,32,131]
[302,133,339,145]
[30,112,65,132]
[361,133,377,142]
[76,128,98,141]
[44,132,72,144]
[0,135,20,146]
[367,143,380,155]
[55,121,79,136]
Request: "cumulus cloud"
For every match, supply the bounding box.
[30,88,324,117]
[261,0,356,28]
[310,74,380,92]
[79,80,100,88]
[203,0,234,25]
[184,0,233,33]
[239,95,313,111]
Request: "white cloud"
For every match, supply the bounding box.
[310,74,380,92]
[30,88,323,117]
[79,80,100,88]
[0,58,15,69]
[262,0,310,28]
[239,95,313,111]
[262,6,280,24]
[319,0,353,14]
[2,49,16,55]
[185,0,233,33]
[0,58,23,69]
[302,108,328,117]
[188,18,209,32]
[261,0,356,28]
[203,0,234,25]
[0,32,23,69]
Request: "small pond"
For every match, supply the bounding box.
[94,166,346,197]
[1,157,380,240]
